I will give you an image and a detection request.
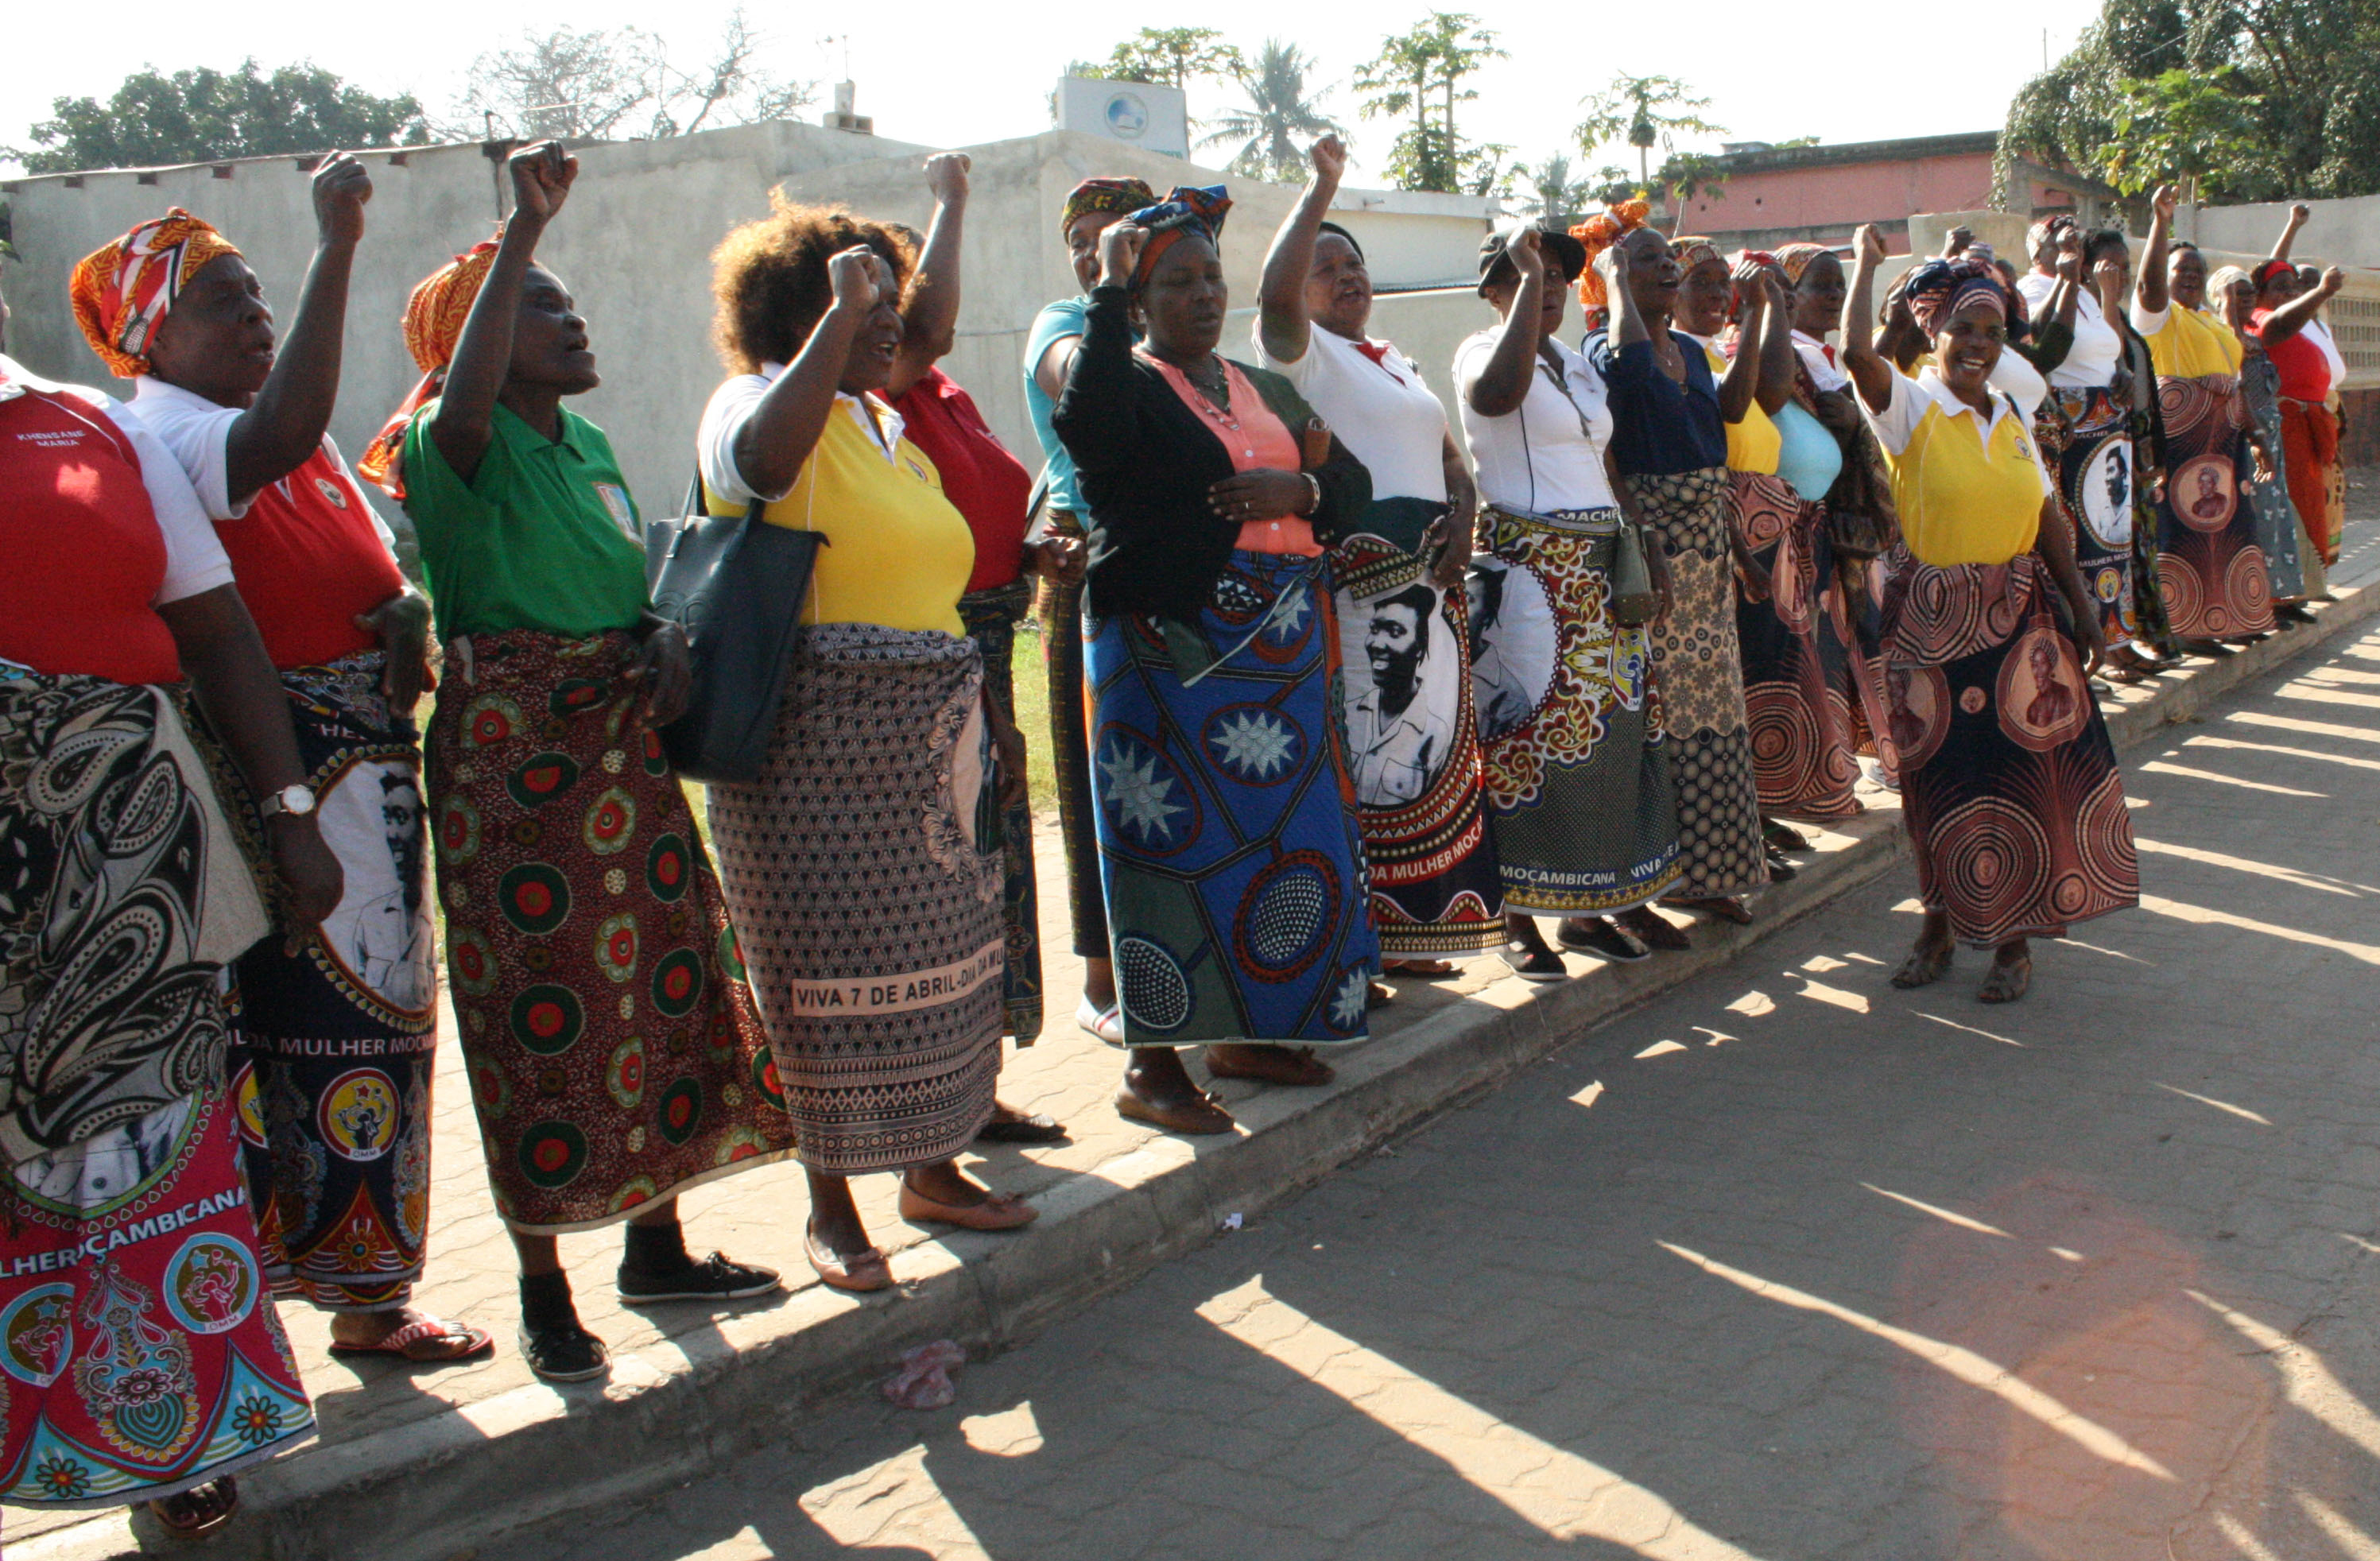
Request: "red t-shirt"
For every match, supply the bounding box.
[129,381,405,669]
[893,368,1033,594]
[0,374,219,684]
[213,449,406,668]
[2251,308,2332,402]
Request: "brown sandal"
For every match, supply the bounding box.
[1978,955,2033,1004]
[149,1477,238,1537]
[804,1222,893,1293]
[898,1182,1038,1231]
[1891,942,1954,989]
[1114,1083,1237,1136]
[1204,1044,1335,1087]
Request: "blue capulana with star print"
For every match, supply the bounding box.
[1083,549,1379,1048]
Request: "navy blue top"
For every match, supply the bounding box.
[1586,329,1728,477]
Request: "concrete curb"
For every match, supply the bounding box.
[26,581,2379,1561]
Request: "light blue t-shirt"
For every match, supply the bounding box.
[1772,399,1844,505]
[1023,295,1091,515]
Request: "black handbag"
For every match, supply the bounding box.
[644,476,827,784]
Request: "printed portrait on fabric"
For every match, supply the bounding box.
[1466,557,1556,743]
[2077,438,2134,550]
[1995,624,2091,753]
[1339,579,1460,808]
[315,756,436,1018]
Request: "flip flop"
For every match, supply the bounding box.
[1382,959,1461,978]
[327,1315,496,1365]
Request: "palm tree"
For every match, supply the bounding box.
[1576,73,1723,188]
[1202,41,1340,183]
[1514,152,1593,223]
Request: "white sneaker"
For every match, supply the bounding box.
[1075,996,1122,1043]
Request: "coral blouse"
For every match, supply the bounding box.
[1142,354,1321,556]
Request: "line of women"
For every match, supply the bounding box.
[0,125,2337,1537]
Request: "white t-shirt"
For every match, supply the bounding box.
[697,365,906,505]
[1792,331,1849,394]
[1862,368,2055,500]
[1250,321,1448,503]
[1453,328,1616,513]
[127,377,397,552]
[2016,273,2122,390]
[2304,318,2349,393]
[0,354,232,605]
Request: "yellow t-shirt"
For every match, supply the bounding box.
[1695,338,1782,476]
[1864,370,2052,567]
[2142,304,2243,382]
[705,396,974,636]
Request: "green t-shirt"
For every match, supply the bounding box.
[401,401,650,640]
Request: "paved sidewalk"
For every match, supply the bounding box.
[10,488,2377,1559]
[494,613,2380,1559]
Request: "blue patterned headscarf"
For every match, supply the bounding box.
[1126,184,1231,287]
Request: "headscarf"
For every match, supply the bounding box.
[68,209,243,378]
[2252,258,2297,292]
[1568,198,1650,312]
[2208,264,2254,300]
[1673,235,1723,273]
[1059,176,1157,242]
[357,238,502,497]
[1774,243,1831,286]
[1126,185,1231,289]
[1903,258,2008,337]
[1734,247,1781,274]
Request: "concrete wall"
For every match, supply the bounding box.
[0,121,1494,527]
[2188,196,2380,270]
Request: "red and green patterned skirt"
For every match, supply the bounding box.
[425,630,796,1234]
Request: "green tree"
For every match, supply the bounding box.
[1200,42,1341,183]
[1576,73,1723,188]
[1072,28,1245,91]
[2002,0,2380,202]
[1513,152,1595,222]
[1354,13,1506,194]
[15,60,428,174]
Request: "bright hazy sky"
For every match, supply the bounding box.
[5,2,2087,184]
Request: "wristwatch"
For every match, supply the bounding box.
[258,784,318,824]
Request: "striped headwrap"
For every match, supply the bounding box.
[1903,258,2008,337]
[1568,198,1650,312]
[1774,243,1832,286]
[1126,185,1231,289]
[357,238,502,498]
[1059,176,1157,242]
[68,209,243,378]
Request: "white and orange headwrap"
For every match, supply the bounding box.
[1568,198,1651,313]
[357,237,502,498]
[68,209,243,378]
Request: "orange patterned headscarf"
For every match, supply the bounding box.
[68,209,243,378]
[1568,199,1650,313]
[358,238,501,497]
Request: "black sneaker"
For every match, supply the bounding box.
[1555,917,1650,963]
[1498,942,1570,982]
[616,1250,784,1304]
[518,1319,608,1383]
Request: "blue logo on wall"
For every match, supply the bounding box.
[1105,93,1149,141]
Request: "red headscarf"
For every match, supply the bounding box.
[68,210,244,378]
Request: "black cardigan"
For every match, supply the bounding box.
[1051,285,1371,621]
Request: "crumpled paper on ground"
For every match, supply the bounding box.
[882,1339,967,1409]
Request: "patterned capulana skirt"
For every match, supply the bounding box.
[2153,374,2273,640]
[0,669,314,1509]
[707,624,1003,1172]
[1882,552,2138,947]
[223,653,438,1311]
[2040,386,2139,649]
[2241,354,2307,603]
[1331,499,1504,955]
[426,629,795,1231]
[1472,505,1680,914]
[959,579,1045,1042]
[1627,468,1769,900]
[1087,551,1379,1047]
[1730,469,1864,822]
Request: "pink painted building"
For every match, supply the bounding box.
[1665,131,2109,255]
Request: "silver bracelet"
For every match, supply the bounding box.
[1301,472,1322,517]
